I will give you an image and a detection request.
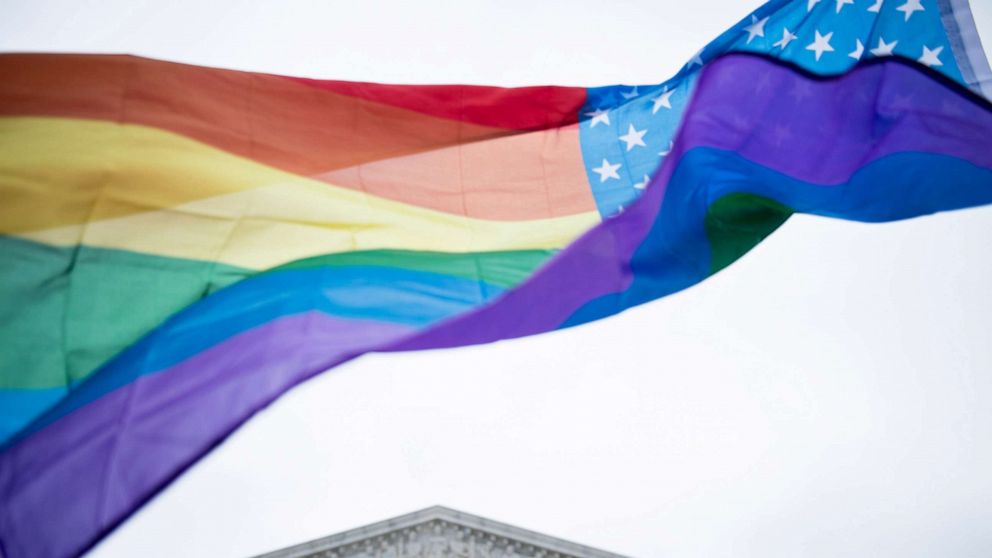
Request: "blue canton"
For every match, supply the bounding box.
[578,0,978,218]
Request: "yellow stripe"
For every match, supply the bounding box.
[2,117,599,269]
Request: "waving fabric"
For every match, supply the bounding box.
[1,1,990,556]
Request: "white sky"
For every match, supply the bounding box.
[2,1,992,557]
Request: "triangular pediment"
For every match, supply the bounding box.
[253,506,630,558]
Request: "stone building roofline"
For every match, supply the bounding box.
[251,506,631,558]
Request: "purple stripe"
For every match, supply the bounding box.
[389,55,992,350]
[0,312,412,558]
[684,56,992,182]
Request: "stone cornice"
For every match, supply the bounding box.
[251,506,630,558]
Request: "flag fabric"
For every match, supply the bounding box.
[1,1,991,556]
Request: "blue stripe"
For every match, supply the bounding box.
[1,265,505,446]
[0,388,66,442]
[563,148,992,328]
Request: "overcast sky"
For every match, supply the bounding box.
[2,1,992,557]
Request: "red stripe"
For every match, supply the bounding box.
[286,77,586,130]
[0,53,596,219]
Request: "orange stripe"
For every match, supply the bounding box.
[0,54,597,219]
[320,123,593,220]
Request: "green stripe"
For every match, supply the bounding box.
[1,238,555,390]
[0,236,251,389]
[704,193,793,275]
[272,249,556,288]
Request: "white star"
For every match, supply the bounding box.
[619,124,647,151]
[808,0,822,11]
[687,49,704,67]
[620,86,640,100]
[836,0,854,13]
[806,30,835,61]
[773,27,798,49]
[633,175,651,190]
[849,39,865,60]
[743,15,769,44]
[592,159,622,182]
[896,0,924,21]
[659,141,673,157]
[870,37,898,57]
[584,108,610,128]
[651,87,674,113]
[868,0,884,12]
[918,45,944,67]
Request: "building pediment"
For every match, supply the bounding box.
[253,506,629,558]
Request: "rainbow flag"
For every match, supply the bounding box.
[2,1,991,556]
